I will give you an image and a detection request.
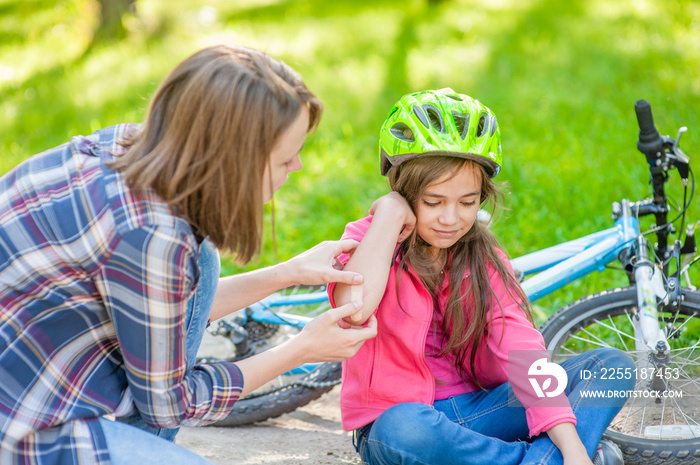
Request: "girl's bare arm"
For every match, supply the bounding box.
[333,192,415,325]
[547,422,594,465]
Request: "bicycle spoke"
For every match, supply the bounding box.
[672,355,700,373]
[638,403,646,438]
[672,339,700,358]
[624,311,638,334]
[616,389,637,433]
[558,346,580,358]
[587,317,636,345]
[567,333,611,349]
[579,323,614,347]
[674,337,700,361]
[673,359,699,382]
[666,311,696,337]
[670,380,700,397]
[607,314,631,352]
[659,394,667,440]
[668,394,700,437]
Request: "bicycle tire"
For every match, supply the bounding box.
[539,286,700,465]
[210,361,341,427]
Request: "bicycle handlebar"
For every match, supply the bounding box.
[611,199,668,221]
[635,99,665,164]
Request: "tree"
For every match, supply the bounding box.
[95,0,134,41]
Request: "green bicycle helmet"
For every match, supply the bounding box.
[379,88,502,177]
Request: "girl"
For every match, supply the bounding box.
[330,89,634,465]
[0,45,376,465]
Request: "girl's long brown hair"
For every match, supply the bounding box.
[109,45,322,264]
[388,156,533,389]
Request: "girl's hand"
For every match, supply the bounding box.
[283,239,364,287]
[369,192,416,243]
[563,457,594,465]
[293,301,377,363]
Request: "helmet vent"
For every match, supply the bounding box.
[452,111,470,140]
[476,113,489,137]
[423,104,445,133]
[390,123,415,142]
[445,94,463,101]
[412,105,430,128]
[490,116,498,137]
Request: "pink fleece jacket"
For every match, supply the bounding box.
[328,216,577,436]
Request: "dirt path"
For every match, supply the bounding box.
[177,386,361,464]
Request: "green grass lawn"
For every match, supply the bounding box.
[2,0,699,322]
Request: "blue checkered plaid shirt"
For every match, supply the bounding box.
[0,124,243,464]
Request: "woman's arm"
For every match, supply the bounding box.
[333,192,416,325]
[207,237,379,398]
[234,301,377,396]
[209,239,363,321]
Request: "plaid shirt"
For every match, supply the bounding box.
[0,125,243,465]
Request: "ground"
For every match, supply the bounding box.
[177,386,361,464]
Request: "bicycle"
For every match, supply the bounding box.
[198,99,699,464]
[526,100,699,464]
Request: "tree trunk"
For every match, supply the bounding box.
[96,0,134,40]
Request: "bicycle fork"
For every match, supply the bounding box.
[631,234,673,396]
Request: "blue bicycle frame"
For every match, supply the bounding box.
[238,292,329,375]
[512,214,641,302]
[243,292,327,328]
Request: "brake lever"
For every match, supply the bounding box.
[672,126,690,163]
[664,127,690,182]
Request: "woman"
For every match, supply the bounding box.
[0,45,376,465]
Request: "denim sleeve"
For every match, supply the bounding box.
[97,225,242,428]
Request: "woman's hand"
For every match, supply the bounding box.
[210,239,361,321]
[293,301,378,363]
[234,300,377,396]
[282,239,364,287]
[369,191,416,243]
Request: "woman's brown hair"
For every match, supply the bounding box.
[109,45,322,264]
[388,156,533,389]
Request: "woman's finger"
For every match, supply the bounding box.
[326,269,363,285]
[332,239,360,256]
[326,300,363,322]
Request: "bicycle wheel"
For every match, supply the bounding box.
[539,286,700,464]
[196,285,342,427]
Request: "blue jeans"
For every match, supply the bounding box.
[103,238,220,463]
[98,417,215,465]
[354,348,636,465]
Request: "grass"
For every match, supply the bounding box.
[2,0,699,323]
